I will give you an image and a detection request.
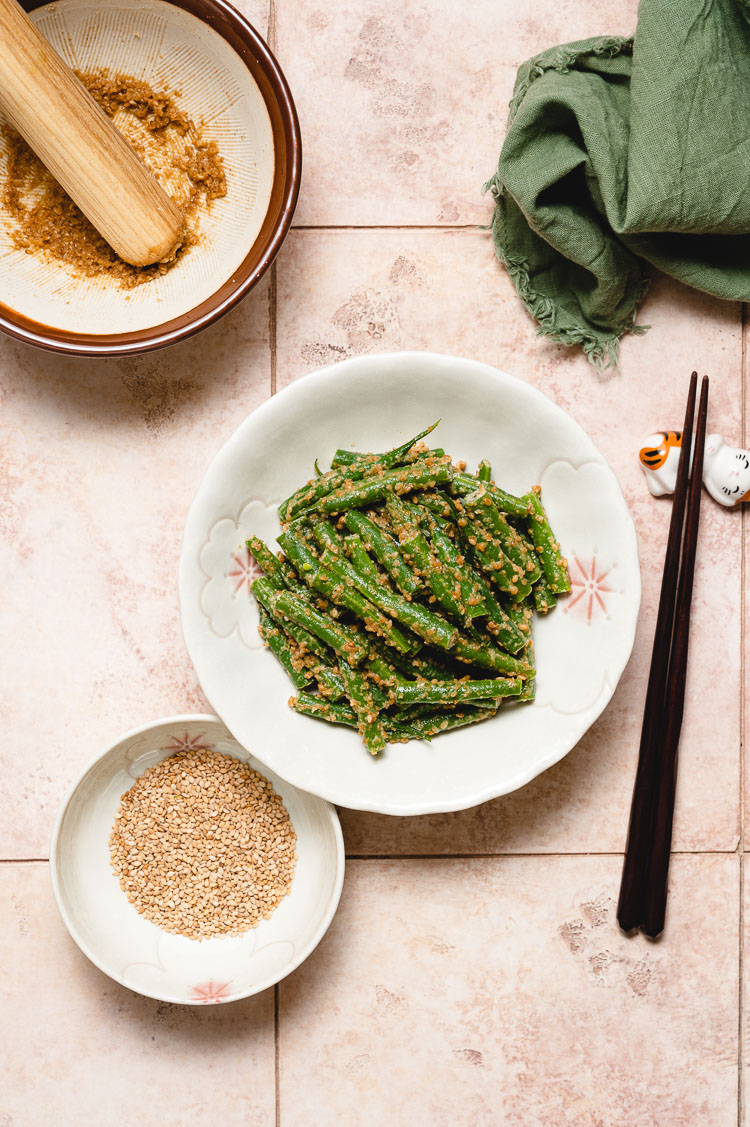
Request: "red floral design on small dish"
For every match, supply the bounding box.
[189,980,233,1004]
[161,732,209,754]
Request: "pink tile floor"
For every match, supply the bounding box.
[0,0,747,1123]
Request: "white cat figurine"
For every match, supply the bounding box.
[639,431,750,507]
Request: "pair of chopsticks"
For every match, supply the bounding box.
[617,372,709,938]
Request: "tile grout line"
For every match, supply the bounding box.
[739,301,747,1127]
[267,0,277,49]
[269,263,277,397]
[741,853,745,1127]
[1,849,746,865]
[0,858,48,864]
[288,222,482,228]
[274,983,280,1127]
[341,849,742,861]
[269,9,279,1122]
[290,224,483,231]
[267,0,278,400]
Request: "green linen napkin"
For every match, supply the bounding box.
[486,0,750,367]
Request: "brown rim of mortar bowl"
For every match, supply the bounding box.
[1,0,301,358]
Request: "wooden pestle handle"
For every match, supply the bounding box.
[0,0,185,266]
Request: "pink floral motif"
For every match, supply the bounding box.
[161,732,209,754]
[189,980,233,1004]
[227,545,262,596]
[565,556,613,622]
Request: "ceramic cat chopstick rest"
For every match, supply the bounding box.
[639,431,750,506]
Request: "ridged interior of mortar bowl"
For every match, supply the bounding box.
[0,0,297,352]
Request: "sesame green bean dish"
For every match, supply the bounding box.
[248,424,570,756]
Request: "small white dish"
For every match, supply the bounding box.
[50,714,344,1005]
[179,352,642,816]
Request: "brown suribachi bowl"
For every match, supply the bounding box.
[0,0,300,356]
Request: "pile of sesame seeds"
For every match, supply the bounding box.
[109,748,297,941]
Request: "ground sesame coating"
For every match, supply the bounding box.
[248,424,570,755]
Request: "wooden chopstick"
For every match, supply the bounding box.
[641,375,709,937]
[617,372,708,936]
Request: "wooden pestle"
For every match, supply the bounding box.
[0,0,185,266]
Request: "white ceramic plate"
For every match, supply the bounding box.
[179,353,641,815]
[50,715,344,1004]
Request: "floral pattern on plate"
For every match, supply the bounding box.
[566,555,615,623]
[532,460,628,718]
[199,499,280,649]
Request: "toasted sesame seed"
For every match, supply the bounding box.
[109,749,297,941]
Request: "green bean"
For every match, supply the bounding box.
[292,692,358,728]
[257,607,312,690]
[399,527,469,624]
[386,645,452,682]
[310,519,346,555]
[338,659,387,755]
[398,699,498,718]
[366,649,407,688]
[277,555,309,593]
[452,633,535,677]
[518,633,536,700]
[297,462,454,520]
[533,572,557,613]
[254,577,333,661]
[245,536,289,591]
[247,535,309,596]
[292,692,418,740]
[344,509,420,596]
[330,449,369,468]
[319,549,458,651]
[462,517,522,596]
[385,718,433,742]
[437,551,525,654]
[328,423,440,471]
[464,487,541,599]
[286,530,413,654]
[261,425,568,753]
[361,422,441,469]
[384,491,423,538]
[345,533,382,581]
[279,468,344,523]
[516,675,536,702]
[311,558,415,655]
[429,523,488,619]
[395,677,523,706]
[419,490,462,524]
[523,487,571,594]
[329,449,362,468]
[333,446,447,469]
[452,472,529,518]
[252,578,368,665]
[281,619,331,662]
[507,600,534,640]
[281,425,442,521]
[303,657,346,700]
[399,707,499,739]
[277,531,319,587]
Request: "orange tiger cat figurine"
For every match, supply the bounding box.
[639,430,750,506]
